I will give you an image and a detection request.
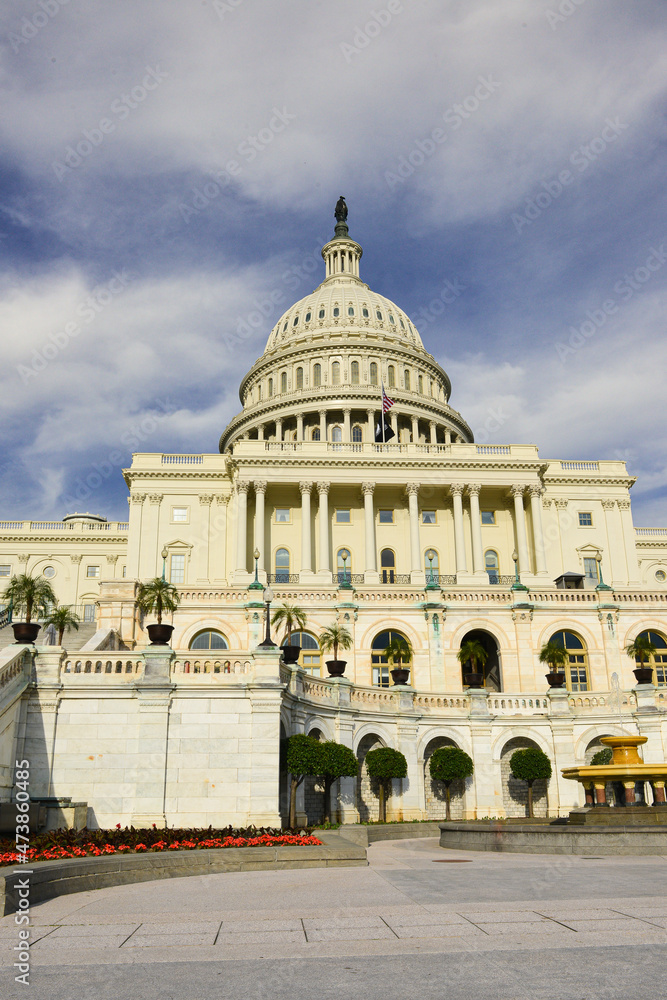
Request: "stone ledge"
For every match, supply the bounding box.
[0,833,366,915]
[439,821,667,855]
[335,822,443,847]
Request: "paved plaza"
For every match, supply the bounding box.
[2,838,666,999]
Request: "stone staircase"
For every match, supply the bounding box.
[0,620,100,653]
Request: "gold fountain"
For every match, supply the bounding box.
[562,735,667,816]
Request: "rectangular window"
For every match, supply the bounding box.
[583,557,599,582]
[122,565,127,578]
[86,566,100,578]
[335,509,351,524]
[83,604,95,622]
[373,666,390,688]
[578,512,593,526]
[0,565,10,577]
[379,509,394,524]
[172,507,188,523]
[170,554,185,584]
[481,511,495,525]
[275,508,290,523]
[421,510,436,525]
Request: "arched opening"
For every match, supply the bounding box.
[313,363,321,387]
[304,727,326,825]
[351,361,360,385]
[279,722,289,820]
[281,371,287,393]
[295,367,304,390]
[289,631,321,675]
[584,736,625,807]
[371,629,408,687]
[550,630,589,691]
[404,369,411,390]
[484,549,499,584]
[312,427,320,442]
[352,424,363,443]
[501,737,549,818]
[268,378,273,397]
[635,630,667,686]
[331,425,342,443]
[423,737,465,820]
[274,547,290,583]
[189,630,229,650]
[380,548,395,584]
[459,629,501,691]
[370,362,378,385]
[387,365,396,388]
[356,733,386,821]
[331,361,340,385]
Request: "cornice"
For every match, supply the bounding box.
[543,476,636,488]
[228,457,546,472]
[0,533,129,543]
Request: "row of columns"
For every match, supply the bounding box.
[234,481,548,581]
[252,411,455,444]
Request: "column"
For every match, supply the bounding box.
[445,429,452,444]
[317,483,330,574]
[429,421,437,444]
[343,408,351,442]
[257,424,264,440]
[617,498,641,586]
[362,482,378,579]
[468,484,485,575]
[210,495,229,582]
[411,416,419,442]
[235,482,249,575]
[390,411,398,439]
[254,481,266,571]
[450,484,468,573]
[147,494,162,578]
[367,408,375,443]
[529,485,548,575]
[406,483,421,575]
[296,414,304,442]
[197,494,214,581]
[299,482,312,574]
[319,409,327,442]
[511,485,530,574]
[275,418,283,442]
[602,499,625,587]
[126,492,146,579]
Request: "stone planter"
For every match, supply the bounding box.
[325,659,347,677]
[391,667,410,685]
[633,666,654,685]
[464,672,484,688]
[281,644,301,664]
[12,622,41,644]
[546,671,566,688]
[146,623,174,646]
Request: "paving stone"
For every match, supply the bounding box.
[216,930,306,945]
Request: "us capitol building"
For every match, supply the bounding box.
[1,204,666,829]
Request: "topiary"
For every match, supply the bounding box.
[509,747,552,818]
[591,748,613,766]
[316,741,358,823]
[429,746,474,821]
[365,747,407,822]
[282,734,322,828]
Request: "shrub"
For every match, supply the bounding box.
[365,747,407,822]
[591,748,613,766]
[317,741,358,823]
[429,746,474,821]
[283,733,322,828]
[510,747,552,818]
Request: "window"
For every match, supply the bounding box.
[481,511,495,525]
[400,318,405,329]
[0,565,10,577]
[170,554,185,584]
[352,425,363,443]
[418,374,423,394]
[290,632,321,676]
[583,557,599,583]
[281,372,287,393]
[404,369,411,390]
[83,604,95,622]
[313,363,321,387]
[376,310,383,321]
[635,630,667,686]
[485,549,499,584]
[296,367,304,390]
[351,361,360,384]
[331,425,342,442]
[293,315,299,326]
[268,378,273,397]
[318,308,325,319]
[348,306,354,316]
[387,365,396,388]
[331,361,340,385]
[550,630,589,691]
[43,566,56,578]
[283,321,288,331]
[369,362,378,385]
[656,570,666,582]
[379,509,394,524]
[422,510,436,525]
[312,427,320,442]
[275,508,290,523]
[274,548,290,582]
[362,307,369,318]
[333,306,340,318]
[389,314,395,325]
[372,629,406,686]
[257,384,262,401]
[86,566,100,578]
[380,548,395,584]
[190,630,229,650]
[579,512,593,527]
[172,507,188,523]
[305,311,311,322]
[122,566,127,578]
[335,509,351,524]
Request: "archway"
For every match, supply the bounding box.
[459,629,502,691]
[356,733,385,821]
[423,737,465,820]
[500,737,549,818]
[304,728,325,825]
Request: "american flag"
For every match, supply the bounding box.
[382,384,394,413]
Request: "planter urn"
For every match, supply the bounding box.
[633,666,654,685]
[12,622,41,644]
[325,659,347,677]
[390,667,410,685]
[545,671,566,689]
[146,623,174,646]
[464,671,484,688]
[281,644,301,665]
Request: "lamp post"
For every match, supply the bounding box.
[425,548,438,590]
[339,548,352,589]
[259,585,276,647]
[511,548,528,592]
[595,551,612,591]
[161,547,168,581]
[249,547,263,590]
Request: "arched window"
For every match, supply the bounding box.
[550,630,589,691]
[332,361,340,385]
[190,631,229,650]
[296,367,303,390]
[387,365,396,388]
[352,425,363,443]
[293,315,299,326]
[281,371,287,393]
[372,629,408,687]
[289,632,321,676]
[369,362,378,385]
[333,306,340,318]
[274,548,290,583]
[312,427,320,441]
[404,369,411,390]
[337,548,352,586]
[268,378,273,397]
[380,548,395,584]
[351,361,360,385]
[389,314,395,325]
[348,305,354,316]
[256,384,262,401]
[313,363,321,387]
[635,630,667,686]
[485,550,499,584]
[305,311,311,322]
[331,425,342,442]
[376,310,383,321]
[318,308,325,319]
[418,374,423,394]
[424,549,439,584]
[362,307,369,318]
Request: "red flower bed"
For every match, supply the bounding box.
[0,826,322,866]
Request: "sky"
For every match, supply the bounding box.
[1,0,666,525]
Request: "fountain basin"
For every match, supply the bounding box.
[561,735,667,807]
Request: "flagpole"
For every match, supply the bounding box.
[381,383,386,445]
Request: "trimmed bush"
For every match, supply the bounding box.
[283,733,322,828]
[365,747,407,822]
[429,746,474,821]
[591,748,613,766]
[510,747,552,818]
[317,741,358,823]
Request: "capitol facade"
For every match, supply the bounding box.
[1,207,666,829]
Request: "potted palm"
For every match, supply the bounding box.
[625,635,657,684]
[136,578,181,645]
[43,604,81,647]
[457,639,488,688]
[539,640,568,688]
[271,603,306,664]
[383,635,413,685]
[319,622,353,676]
[2,573,57,643]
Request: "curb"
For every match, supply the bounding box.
[438,821,667,855]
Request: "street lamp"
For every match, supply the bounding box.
[511,549,528,592]
[339,548,352,589]
[425,548,438,590]
[249,547,263,590]
[259,585,276,647]
[161,547,168,581]
[595,551,612,591]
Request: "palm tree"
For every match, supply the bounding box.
[625,634,657,668]
[2,574,56,624]
[319,623,353,662]
[457,639,488,681]
[539,641,568,673]
[382,634,413,667]
[136,578,181,624]
[44,605,81,646]
[270,603,307,646]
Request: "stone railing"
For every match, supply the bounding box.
[487,695,550,715]
[636,527,667,537]
[0,521,128,532]
[567,691,637,714]
[171,656,251,676]
[413,693,469,713]
[0,647,32,691]
[63,657,144,677]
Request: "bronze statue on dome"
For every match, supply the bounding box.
[334,196,348,223]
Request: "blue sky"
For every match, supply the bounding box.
[1,0,666,524]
